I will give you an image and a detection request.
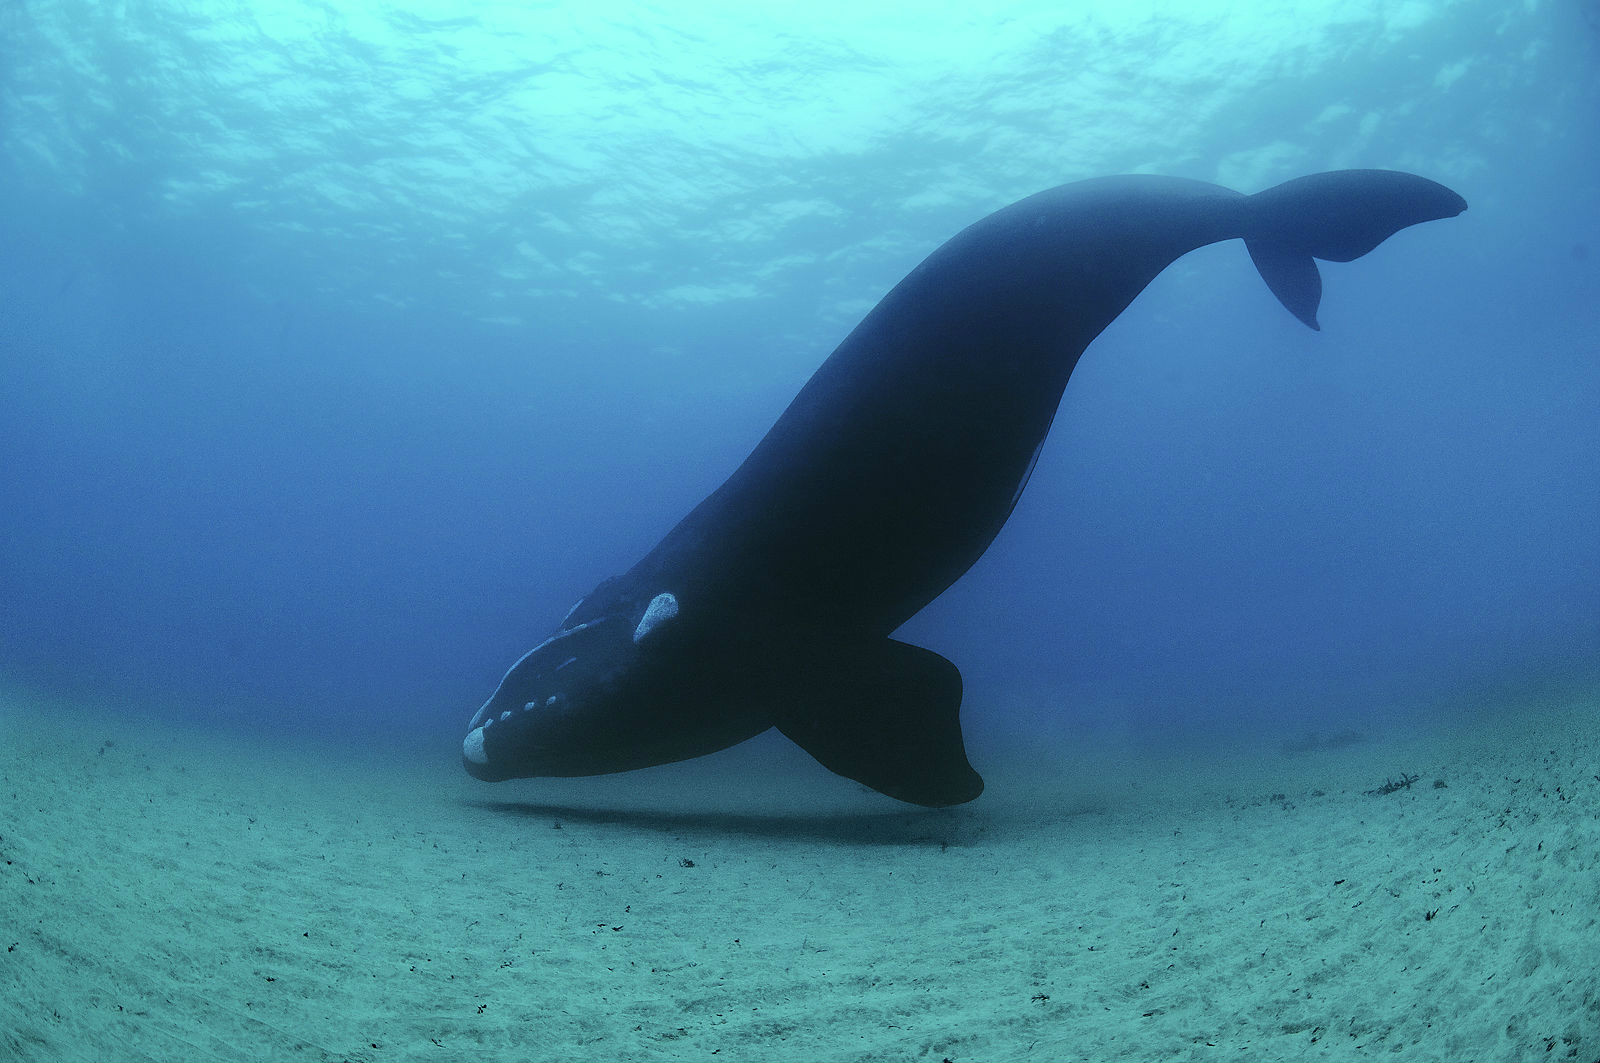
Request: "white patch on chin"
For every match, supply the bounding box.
[463,726,488,765]
[632,592,680,643]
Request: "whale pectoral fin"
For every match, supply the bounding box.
[773,638,983,807]
[1246,239,1323,331]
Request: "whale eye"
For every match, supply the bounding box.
[632,592,679,643]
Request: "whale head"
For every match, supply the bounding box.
[460,585,765,782]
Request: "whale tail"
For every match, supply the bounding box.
[1244,169,1467,330]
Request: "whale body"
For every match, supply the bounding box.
[461,170,1466,806]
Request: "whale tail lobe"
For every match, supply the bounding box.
[1244,169,1467,330]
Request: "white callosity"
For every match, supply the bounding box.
[632,592,679,643]
[462,726,488,765]
[467,622,593,729]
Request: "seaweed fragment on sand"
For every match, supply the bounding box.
[1364,772,1421,796]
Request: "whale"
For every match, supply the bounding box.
[461,170,1466,806]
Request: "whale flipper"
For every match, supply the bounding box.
[1245,169,1468,330]
[772,639,983,808]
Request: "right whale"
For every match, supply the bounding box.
[462,169,1467,806]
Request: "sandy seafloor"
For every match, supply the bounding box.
[2,683,1597,1063]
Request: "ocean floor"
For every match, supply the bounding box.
[2,684,1597,1062]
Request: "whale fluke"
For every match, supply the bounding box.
[1245,169,1468,330]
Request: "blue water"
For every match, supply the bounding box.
[2,0,1596,761]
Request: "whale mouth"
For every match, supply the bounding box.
[462,725,514,781]
[461,724,492,773]
[467,621,602,732]
[461,694,568,781]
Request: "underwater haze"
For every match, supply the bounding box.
[7,3,1600,1061]
[3,1,1598,758]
